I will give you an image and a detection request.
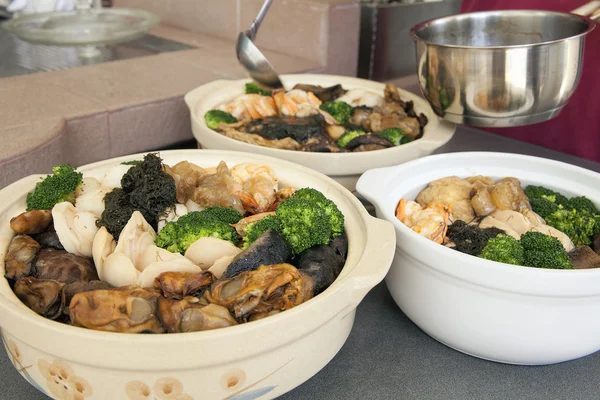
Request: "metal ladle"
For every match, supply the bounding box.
[236,0,284,90]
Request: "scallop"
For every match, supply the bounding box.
[207,255,236,279]
[157,203,189,233]
[184,237,242,270]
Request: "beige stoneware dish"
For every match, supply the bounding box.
[0,149,396,400]
[184,74,456,191]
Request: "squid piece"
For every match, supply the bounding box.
[9,209,52,235]
[157,297,237,333]
[4,235,40,280]
[35,248,98,283]
[52,202,99,258]
[13,277,64,319]
[154,271,214,300]
[69,286,166,333]
[205,263,315,320]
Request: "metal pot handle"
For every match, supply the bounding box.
[572,1,600,20]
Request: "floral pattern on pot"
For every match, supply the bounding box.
[38,359,93,400]
[125,377,193,400]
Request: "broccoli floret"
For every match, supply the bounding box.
[26,164,83,211]
[200,206,243,225]
[337,130,365,148]
[529,197,559,219]
[155,221,181,253]
[292,188,345,238]
[375,128,411,146]
[479,234,525,265]
[524,185,569,207]
[567,196,599,215]
[156,210,238,254]
[276,198,331,254]
[242,215,282,249]
[545,207,596,246]
[204,110,238,130]
[520,231,572,269]
[245,82,272,96]
[320,101,353,124]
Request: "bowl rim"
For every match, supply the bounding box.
[186,74,456,164]
[359,151,600,282]
[0,149,380,345]
[410,9,597,50]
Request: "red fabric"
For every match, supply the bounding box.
[458,0,600,162]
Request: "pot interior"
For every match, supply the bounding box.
[412,10,593,47]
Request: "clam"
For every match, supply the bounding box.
[205,263,315,320]
[184,237,242,270]
[154,271,214,300]
[158,297,237,333]
[69,286,165,333]
[13,277,64,319]
[5,235,40,280]
[9,209,52,235]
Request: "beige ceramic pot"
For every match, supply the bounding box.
[0,149,396,400]
[185,74,456,191]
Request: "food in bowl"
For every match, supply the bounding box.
[395,175,600,270]
[4,152,350,334]
[203,81,429,153]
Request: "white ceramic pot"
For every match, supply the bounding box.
[184,74,456,192]
[0,149,396,400]
[356,151,600,365]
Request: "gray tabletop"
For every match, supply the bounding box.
[2,126,600,400]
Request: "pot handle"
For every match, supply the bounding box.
[572,1,600,20]
[342,215,396,308]
[355,166,396,209]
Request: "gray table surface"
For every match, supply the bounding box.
[2,126,600,400]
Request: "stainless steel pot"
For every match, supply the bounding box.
[410,8,599,127]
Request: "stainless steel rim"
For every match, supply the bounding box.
[410,9,596,49]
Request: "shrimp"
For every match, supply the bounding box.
[218,94,277,120]
[231,163,279,214]
[231,212,276,236]
[395,199,450,244]
[273,89,322,117]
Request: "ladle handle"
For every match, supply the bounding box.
[245,0,274,41]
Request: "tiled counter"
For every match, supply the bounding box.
[0,0,360,188]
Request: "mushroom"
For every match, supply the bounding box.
[52,202,99,258]
[568,246,600,269]
[344,134,394,151]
